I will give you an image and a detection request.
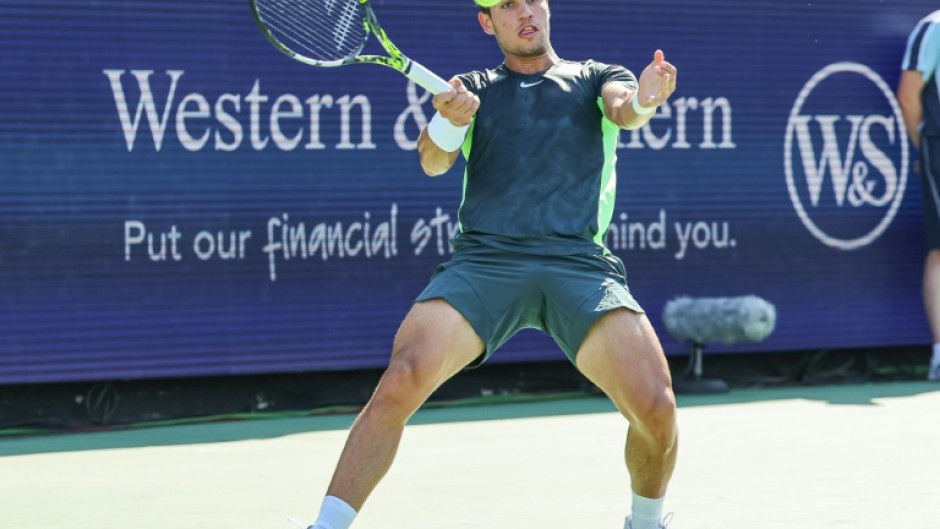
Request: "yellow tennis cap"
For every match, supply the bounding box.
[475,0,501,7]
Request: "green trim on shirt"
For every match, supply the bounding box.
[594,97,620,253]
[458,118,477,232]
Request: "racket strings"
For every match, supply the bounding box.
[256,0,366,62]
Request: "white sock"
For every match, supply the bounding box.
[630,492,664,529]
[932,343,940,367]
[310,496,357,529]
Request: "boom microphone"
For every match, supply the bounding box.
[662,295,777,394]
[663,295,776,346]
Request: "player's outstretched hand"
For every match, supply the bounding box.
[433,78,480,127]
[637,49,677,108]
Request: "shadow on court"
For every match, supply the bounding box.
[1,381,937,458]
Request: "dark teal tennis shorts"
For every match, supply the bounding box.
[921,136,940,248]
[415,242,644,367]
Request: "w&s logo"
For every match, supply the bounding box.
[784,62,909,250]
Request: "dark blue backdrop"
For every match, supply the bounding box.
[0,0,933,384]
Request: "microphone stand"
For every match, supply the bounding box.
[672,341,729,394]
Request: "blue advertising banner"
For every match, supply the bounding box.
[0,0,934,384]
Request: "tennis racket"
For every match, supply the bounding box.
[250,0,453,95]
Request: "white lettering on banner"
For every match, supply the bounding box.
[261,205,399,282]
[192,229,253,261]
[125,220,251,262]
[622,97,736,150]
[103,70,375,152]
[604,209,737,260]
[784,62,908,250]
[124,220,183,261]
[105,73,734,152]
[123,207,736,284]
[410,207,460,255]
[394,81,434,151]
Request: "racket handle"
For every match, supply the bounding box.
[405,61,453,95]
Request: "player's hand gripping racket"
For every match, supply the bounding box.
[250,0,453,95]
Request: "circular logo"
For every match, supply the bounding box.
[784,62,909,250]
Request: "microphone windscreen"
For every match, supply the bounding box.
[663,296,776,345]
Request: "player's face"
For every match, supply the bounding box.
[479,0,551,58]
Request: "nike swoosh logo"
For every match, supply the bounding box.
[520,80,543,88]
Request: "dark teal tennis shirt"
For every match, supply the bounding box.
[454,59,637,255]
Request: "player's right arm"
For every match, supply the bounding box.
[602,50,676,130]
[418,78,480,177]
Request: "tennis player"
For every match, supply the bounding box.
[304,1,680,528]
[899,9,940,382]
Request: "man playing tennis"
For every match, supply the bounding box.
[305,1,680,528]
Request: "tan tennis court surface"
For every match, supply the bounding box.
[1,382,938,529]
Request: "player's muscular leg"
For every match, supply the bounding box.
[326,299,484,510]
[575,309,678,498]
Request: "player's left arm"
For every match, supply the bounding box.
[602,49,677,130]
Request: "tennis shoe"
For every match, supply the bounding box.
[625,512,675,529]
[929,363,940,382]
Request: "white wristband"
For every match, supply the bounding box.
[631,94,656,116]
[427,112,470,152]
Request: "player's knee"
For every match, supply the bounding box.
[369,354,440,416]
[625,388,678,446]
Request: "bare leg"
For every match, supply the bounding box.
[325,299,484,511]
[924,249,940,343]
[575,309,678,499]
